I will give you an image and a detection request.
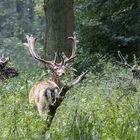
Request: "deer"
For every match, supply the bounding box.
[118,50,140,79]
[25,33,87,121]
[0,55,18,83]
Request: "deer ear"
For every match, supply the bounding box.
[35,38,37,41]
[46,63,54,71]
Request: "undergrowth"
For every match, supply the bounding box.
[0,62,140,140]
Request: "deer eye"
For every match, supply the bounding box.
[53,66,59,70]
[62,66,65,69]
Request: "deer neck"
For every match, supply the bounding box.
[52,74,63,88]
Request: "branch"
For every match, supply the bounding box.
[41,71,88,136]
[118,50,134,70]
[49,70,88,108]
[59,70,88,98]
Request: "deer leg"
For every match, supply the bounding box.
[35,92,47,118]
[52,88,59,105]
[36,103,47,119]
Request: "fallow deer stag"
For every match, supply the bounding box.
[0,55,18,83]
[25,33,87,119]
[118,50,140,78]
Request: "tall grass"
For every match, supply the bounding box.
[0,62,140,140]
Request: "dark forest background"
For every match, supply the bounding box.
[0,0,140,139]
[1,0,140,70]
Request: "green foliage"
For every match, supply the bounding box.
[74,0,140,72]
[0,36,46,71]
[0,61,140,139]
[0,0,45,69]
[0,0,45,39]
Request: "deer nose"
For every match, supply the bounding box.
[61,72,65,76]
[58,72,65,77]
[56,69,65,77]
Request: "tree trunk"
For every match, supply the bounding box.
[44,0,74,60]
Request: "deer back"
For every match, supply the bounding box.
[29,80,60,105]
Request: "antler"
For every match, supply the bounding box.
[25,33,78,80]
[25,35,60,69]
[61,32,78,66]
[118,50,134,70]
[25,33,78,71]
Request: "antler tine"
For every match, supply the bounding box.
[25,35,53,67]
[68,32,78,59]
[60,52,68,65]
[53,52,57,65]
[118,50,133,69]
[61,32,78,66]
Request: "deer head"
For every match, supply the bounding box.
[0,55,18,81]
[25,33,78,87]
[118,50,140,78]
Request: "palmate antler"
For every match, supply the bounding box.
[25,35,56,69]
[61,32,78,66]
[26,33,78,69]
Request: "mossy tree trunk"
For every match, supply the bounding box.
[44,0,74,60]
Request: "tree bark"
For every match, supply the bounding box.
[44,0,74,60]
